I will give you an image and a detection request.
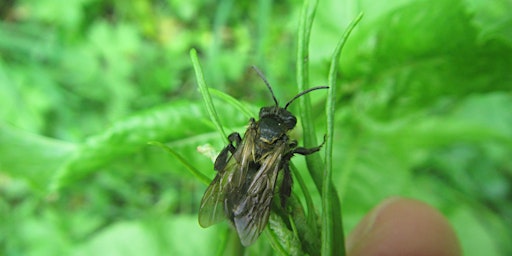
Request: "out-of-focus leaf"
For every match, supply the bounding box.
[50,100,247,192]
[464,0,512,45]
[72,216,221,256]
[0,125,76,190]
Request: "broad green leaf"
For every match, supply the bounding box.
[0,125,76,191]
[50,101,246,192]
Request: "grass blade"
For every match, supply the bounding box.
[209,88,255,119]
[148,141,211,185]
[190,48,228,141]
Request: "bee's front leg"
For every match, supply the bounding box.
[291,135,326,155]
[214,132,242,171]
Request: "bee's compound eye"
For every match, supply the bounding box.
[278,109,296,129]
[259,107,274,119]
[283,115,296,129]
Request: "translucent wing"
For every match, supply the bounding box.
[198,128,257,228]
[198,173,228,227]
[230,141,287,246]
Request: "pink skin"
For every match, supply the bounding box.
[347,197,462,256]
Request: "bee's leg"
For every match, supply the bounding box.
[291,135,326,155]
[279,160,293,208]
[214,132,242,171]
[228,132,242,148]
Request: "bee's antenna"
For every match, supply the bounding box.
[284,86,329,110]
[252,66,279,107]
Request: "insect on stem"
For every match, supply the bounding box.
[198,67,328,247]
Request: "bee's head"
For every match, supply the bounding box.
[259,106,297,131]
[257,106,296,144]
[252,66,328,143]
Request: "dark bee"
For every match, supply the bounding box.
[198,67,327,246]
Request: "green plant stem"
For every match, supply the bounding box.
[323,13,364,256]
[297,0,323,192]
[290,163,317,234]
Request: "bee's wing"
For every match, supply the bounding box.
[231,142,287,246]
[198,129,256,228]
[198,173,227,227]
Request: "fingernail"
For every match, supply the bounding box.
[346,197,402,252]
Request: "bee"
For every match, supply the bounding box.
[198,67,327,246]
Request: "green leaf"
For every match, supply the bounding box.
[266,213,302,256]
[0,125,76,191]
[49,101,218,192]
[464,0,512,45]
[72,216,222,256]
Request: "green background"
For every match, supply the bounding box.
[1,0,511,255]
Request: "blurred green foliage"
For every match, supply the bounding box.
[0,0,511,255]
